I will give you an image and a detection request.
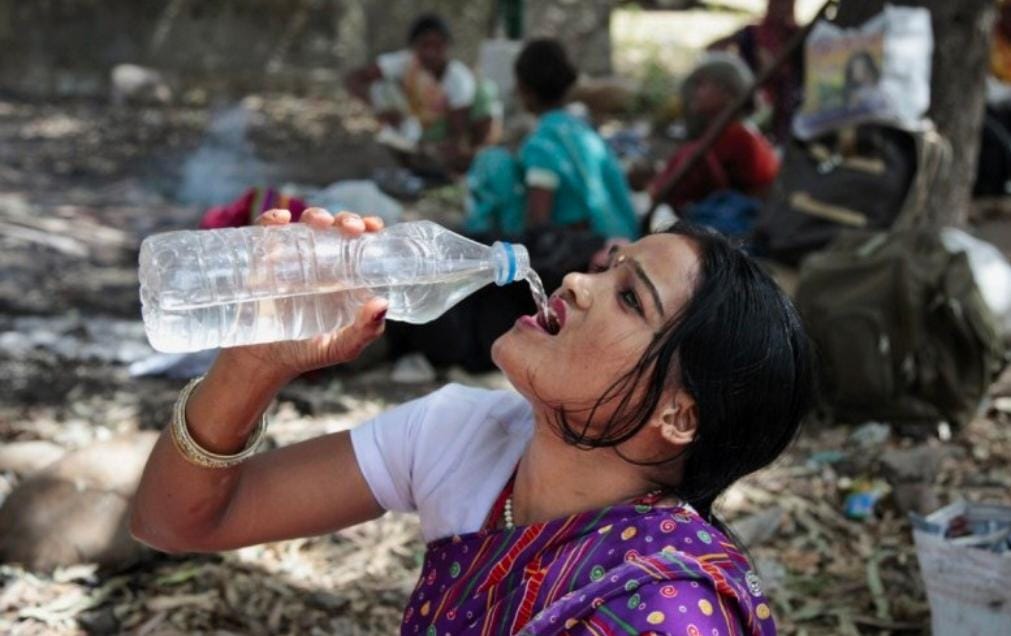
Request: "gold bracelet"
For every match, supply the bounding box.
[170,375,268,469]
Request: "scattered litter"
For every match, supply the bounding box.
[390,353,437,385]
[3,72,1009,636]
[807,449,847,468]
[843,480,891,520]
[849,422,891,448]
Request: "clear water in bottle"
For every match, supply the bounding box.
[139,220,533,352]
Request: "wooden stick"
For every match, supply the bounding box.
[647,0,838,217]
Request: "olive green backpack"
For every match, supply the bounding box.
[795,229,1006,427]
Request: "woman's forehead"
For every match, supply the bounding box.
[627,234,701,307]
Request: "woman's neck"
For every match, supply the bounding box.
[510,409,657,526]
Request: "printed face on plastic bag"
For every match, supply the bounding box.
[794,6,934,140]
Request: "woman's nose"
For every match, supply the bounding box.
[561,272,593,310]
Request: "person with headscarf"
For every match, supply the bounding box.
[649,53,780,212]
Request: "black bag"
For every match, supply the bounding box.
[795,229,1006,427]
[755,125,918,265]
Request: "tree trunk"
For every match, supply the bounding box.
[835,0,997,225]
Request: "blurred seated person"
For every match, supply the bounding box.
[708,0,802,143]
[345,14,500,176]
[648,54,780,215]
[465,39,639,241]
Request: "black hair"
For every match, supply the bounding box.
[554,222,814,520]
[514,38,578,106]
[408,13,451,44]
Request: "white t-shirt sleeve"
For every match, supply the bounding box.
[443,60,477,110]
[376,50,412,81]
[348,391,429,513]
[349,384,533,541]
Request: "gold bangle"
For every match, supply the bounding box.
[170,375,268,469]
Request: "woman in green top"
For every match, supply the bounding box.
[466,39,639,241]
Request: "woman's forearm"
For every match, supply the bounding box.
[129,351,288,552]
[184,350,287,452]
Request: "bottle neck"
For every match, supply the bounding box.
[492,242,530,286]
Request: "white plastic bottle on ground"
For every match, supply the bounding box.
[139,220,531,353]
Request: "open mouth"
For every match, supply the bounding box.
[535,296,566,335]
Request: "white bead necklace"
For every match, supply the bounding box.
[502,489,666,530]
[503,495,515,529]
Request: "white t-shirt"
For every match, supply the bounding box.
[376,49,477,110]
[350,384,533,542]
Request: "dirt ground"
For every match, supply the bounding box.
[1,94,1010,635]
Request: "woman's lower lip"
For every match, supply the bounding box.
[516,315,548,334]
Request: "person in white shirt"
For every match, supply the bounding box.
[345,14,499,175]
[132,207,813,634]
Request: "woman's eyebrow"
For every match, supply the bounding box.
[627,257,665,317]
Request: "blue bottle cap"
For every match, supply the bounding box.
[492,241,530,286]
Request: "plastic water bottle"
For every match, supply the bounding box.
[139,220,531,353]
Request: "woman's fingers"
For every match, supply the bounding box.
[254,208,291,226]
[255,207,382,235]
[333,211,366,236]
[299,207,335,229]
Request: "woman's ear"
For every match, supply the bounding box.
[657,390,698,446]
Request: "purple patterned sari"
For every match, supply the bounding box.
[401,489,776,635]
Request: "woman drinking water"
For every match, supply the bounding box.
[132,207,813,634]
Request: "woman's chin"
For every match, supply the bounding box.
[490,331,517,375]
[491,331,535,394]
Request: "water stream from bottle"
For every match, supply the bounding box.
[525,271,559,333]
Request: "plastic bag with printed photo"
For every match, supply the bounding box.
[794,5,933,140]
